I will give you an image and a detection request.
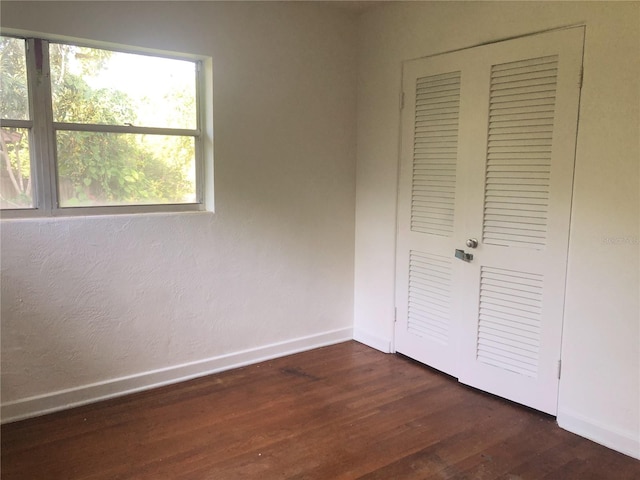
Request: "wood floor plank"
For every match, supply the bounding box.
[2,341,638,479]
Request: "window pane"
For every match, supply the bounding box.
[56,131,196,207]
[0,37,29,121]
[0,127,33,209]
[50,44,197,129]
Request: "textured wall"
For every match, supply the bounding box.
[1,2,357,406]
[354,1,639,457]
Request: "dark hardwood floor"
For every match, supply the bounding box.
[2,341,638,479]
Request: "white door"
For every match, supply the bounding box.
[395,27,584,414]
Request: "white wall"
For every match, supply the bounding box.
[0,1,357,420]
[354,1,639,458]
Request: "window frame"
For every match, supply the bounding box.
[0,32,210,218]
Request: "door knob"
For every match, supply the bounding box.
[466,238,479,249]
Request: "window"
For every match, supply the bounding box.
[0,35,206,216]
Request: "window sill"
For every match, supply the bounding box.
[0,206,214,221]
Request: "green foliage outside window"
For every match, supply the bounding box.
[1,37,31,208]
[0,36,198,209]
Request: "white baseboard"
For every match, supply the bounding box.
[353,327,392,353]
[557,408,640,460]
[1,327,353,424]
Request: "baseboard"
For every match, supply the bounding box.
[353,327,392,353]
[557,408,640,460]
[1,327,353,424]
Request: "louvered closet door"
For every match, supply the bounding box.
[456,28,584,415]
[394,51,475,376]
[395,27,584,414]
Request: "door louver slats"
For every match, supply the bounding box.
[483,55,558,249]
[477,266,542,377]
[411,71,461,236]
[408,251,452,344]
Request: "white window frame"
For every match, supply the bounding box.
[0,31,213,218]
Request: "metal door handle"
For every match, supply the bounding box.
[455,249,473,262]
[466,238,479,248]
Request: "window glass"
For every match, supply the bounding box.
[0,35,204,215]
[56,131,196,207]
[50,44,197,129]
[0,36,29,120]
[1,37,33,209]
[0,127,32,209]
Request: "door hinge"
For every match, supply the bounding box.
[557,359,562,379]
[579,67,584,90]
[400,91,405,110]
[394,307,398,323]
